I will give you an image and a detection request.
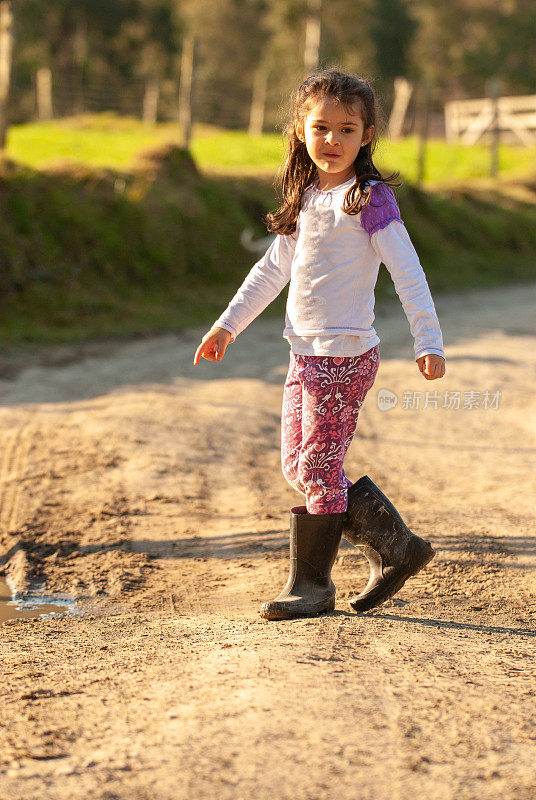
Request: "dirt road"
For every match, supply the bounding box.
[1,281,535,800]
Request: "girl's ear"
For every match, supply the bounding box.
[362,125,375,147]
[295,123,304,142]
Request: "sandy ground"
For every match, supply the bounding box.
[0,281,535,800]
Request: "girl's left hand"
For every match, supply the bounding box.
[416,354,446,380]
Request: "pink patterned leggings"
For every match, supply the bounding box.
[281,345,380,514]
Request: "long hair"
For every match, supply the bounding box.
[264,68,401,235]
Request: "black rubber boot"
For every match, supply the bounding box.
[345,543,384,599]
[260,506,344,621]
[343,475,435,612]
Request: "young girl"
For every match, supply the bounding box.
[194,68,446,621]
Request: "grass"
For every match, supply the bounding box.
[6,113,536,185]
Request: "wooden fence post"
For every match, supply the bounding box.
[248,61,268,136]
[416,79,430,186]
[0,0,13,152]
[487,76,502,178]
[304,0,322,74]
[143,76,159,125]
[388,77,413,140]
[36,67,53,120]
[178,33,197,150]
[72,13,87,115]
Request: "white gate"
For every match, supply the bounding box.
[444,94,536,146]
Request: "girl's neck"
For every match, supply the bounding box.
[314,169,356,192]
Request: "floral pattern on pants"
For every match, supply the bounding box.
[281,346,380,514]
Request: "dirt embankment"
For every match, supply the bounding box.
[1,281,535,800]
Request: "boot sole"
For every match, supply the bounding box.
[259,595,336,621]
[349,543,435,613]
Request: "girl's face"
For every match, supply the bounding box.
[297,96,374,189]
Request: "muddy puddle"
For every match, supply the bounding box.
[0,577,74,622]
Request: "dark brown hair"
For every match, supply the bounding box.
[264,68,401,235]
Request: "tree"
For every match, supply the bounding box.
[368,0,418,104]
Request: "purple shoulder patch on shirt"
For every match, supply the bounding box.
[361,182,403,236]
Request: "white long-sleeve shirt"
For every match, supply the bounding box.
[213,175,445,360]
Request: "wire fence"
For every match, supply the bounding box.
[7,70,533,151]
[8,71,450,137]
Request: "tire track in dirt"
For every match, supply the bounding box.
[0,414,39,538]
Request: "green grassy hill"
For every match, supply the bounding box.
[7,113,536,184]
[1,116,535,350]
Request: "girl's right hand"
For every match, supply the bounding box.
[193,327,233,365]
